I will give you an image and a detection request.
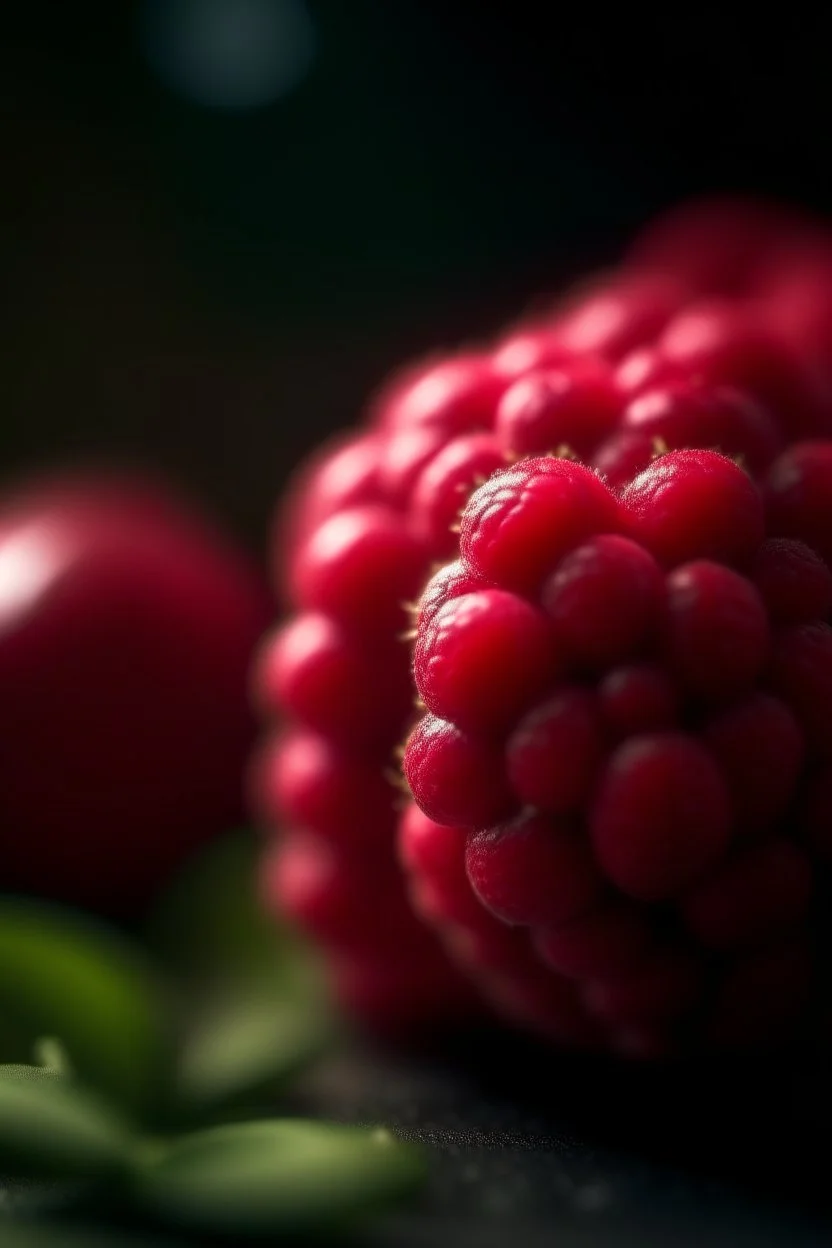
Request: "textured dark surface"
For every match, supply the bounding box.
[284,1030,832,1247]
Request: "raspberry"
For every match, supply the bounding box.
[416,559,484,630]
[460,456,621,594]
[376,353,505,434]
[597,664,678,740]
[262,834,419,952]
[620,380,782,473]
[492,325,576,378]
[764,441,832,566]
[655,301,824,437]
[466,813,603,927]
[626,197,811,293]
[702,695,804,837]
[506,687,604,813]
[278,433,382,574]
[413,590,557,734]
[748,537,832,625]
[660,561,770,703]
[261,196,832,1045]
[534,902,655,979]
[591,430,658,491]
[767,622,832,758]
[290,505,428,637]
[249,729,397,850]
[494,358,621,459]
[621,449,764,568]
[550,273,685,359]
[258,613,410,751]
[589,732,731,900]
[410,433,506,559]
[403,714,515,829]
[542,534,663,668]
[377,426,450,506]
[680,840,812,950]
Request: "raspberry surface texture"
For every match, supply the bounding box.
[401,449,831,1053]
[256,195,832,1047]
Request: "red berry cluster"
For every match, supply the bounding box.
[403,450,832,1054]
[254,196,832,1046]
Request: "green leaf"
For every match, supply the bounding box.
[131,1119,425,1235]
[32,1037,72,1077]
[0,1064,61,1085]
[144,828,324,1003]
[174,993,333,1121]
[0,1222,176,1248]
[0,1072,134,1178]
[0,899,169,1115]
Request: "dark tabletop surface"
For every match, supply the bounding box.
[281,1029,832,1248]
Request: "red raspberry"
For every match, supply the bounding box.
[494,358,621,459]
[413,590,557,734]
[549,273,685,359]
[620,380,782,473]
[466,812,603,928]
[290,505,428,637]
[621,449,764,569]
[655,301,826,438]
[257,613,410,751]
[375,353,505,434]
[491,325,576,378]
[702,694,804,837]
[416,559,484,630]
[261,197,832,1045]
[377,425,451,506]
[507,687,605,813]
[748,537,832,625]
[591,430,658,491]
[767,622,832,758]
[410,433,506,559]
[541,534,663,668]
[397,437,830,1054]
[460,456,621,594]
[660,561,770,703]
[403,714,516,829]
[262,834,419,953]
[278,433,382,576]
[589,732,731,900]
[534,902,655,980]
[680,840,812,950]
[626,196,812,294]
[249,729,397,850]
[764,441,832,566]
[597,664,679,740]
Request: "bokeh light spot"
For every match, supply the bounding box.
[139,0,315,110]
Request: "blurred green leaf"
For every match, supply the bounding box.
[32,1037,72,1077]
[174,992,333,1122]
[131,1119,425,1235]
[144,829,323,1002]
[0,899,169,1116]
[0,1073,134,1179]
[0,1065,61,1085]
[0,1222,176,1248]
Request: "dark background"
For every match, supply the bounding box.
[3,2,832,552]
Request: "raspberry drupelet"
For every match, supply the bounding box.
[401,448,830,1054]
[256,195,832,1042]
